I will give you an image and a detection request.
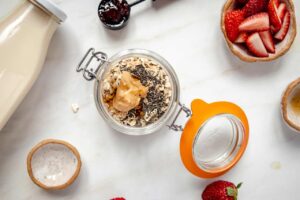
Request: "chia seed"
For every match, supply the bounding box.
[102,56,172,127]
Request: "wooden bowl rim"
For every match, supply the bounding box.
[221,0,297,62]
[281,78,300,132]
[27,139,82,190]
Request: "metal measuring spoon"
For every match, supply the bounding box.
[98,0,154,30]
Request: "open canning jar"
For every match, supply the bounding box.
[77,49,180,135]
[77,48,249,178]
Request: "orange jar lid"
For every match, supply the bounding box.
[179,99,249,178]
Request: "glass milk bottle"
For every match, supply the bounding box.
[0,0,67,130]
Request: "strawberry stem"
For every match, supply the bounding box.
[226,187,237,199]
[237,182,243,189]
[226,182,242,200]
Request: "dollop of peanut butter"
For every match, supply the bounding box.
[113,71,148,112]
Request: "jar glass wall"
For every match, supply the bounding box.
[94,49,180,135]
[192,114,245,172]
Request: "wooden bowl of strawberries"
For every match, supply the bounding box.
[221,0,297,62]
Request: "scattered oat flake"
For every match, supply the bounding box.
[271,161,281,170]
[71,103,80,113]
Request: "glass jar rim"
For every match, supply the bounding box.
[179,99,249,178]
[192,114,245,173]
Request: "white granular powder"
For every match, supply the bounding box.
[31,143,78,187]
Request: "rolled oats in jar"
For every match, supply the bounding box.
[102,56,173,127]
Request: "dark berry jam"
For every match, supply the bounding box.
[98,0,130,29]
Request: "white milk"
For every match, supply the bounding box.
[0,0,66,130]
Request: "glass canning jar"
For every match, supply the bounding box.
[77,48,180,135]
[77,48,249,178]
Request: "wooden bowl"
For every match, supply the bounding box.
[221,0,297,62]
[27,139,81,190]
[281,78,300,132]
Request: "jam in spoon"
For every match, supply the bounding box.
[98,0,155,30]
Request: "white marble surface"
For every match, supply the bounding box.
[1,0,300,199]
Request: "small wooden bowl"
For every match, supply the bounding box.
[221,0,297,62]
[281,78,300,132]
[27,139,81,190]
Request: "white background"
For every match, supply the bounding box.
[1,0,300,199]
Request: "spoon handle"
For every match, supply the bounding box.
[129,0,146,7]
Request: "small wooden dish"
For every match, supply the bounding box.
[281,78,300,132]
[221,0,297,62]
[27,139,81,190]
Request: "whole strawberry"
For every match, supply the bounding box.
[224,10,245,42]
[202,180,242,200]
[111,198,126,200]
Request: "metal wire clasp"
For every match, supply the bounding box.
[77,48,108,81]
[168,103,192,131]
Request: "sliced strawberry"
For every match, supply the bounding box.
[225,10,245,42]
[275,11,291,41]
[235,32,248,43]
[236,0,249,7]
[259,30,275,53]
[277,3,287,22]
[274,0,280,7]
[268,0,282,33]
[246,32,269,57]
[270,25,277,34]
[243,0,269,17]
[239,12,269,32]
